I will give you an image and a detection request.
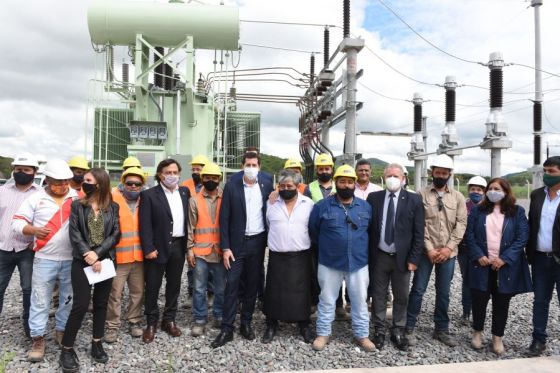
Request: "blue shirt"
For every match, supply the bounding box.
[309,195,371,272]
[537,187,560,253]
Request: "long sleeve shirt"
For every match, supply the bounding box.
[0,182,39,252]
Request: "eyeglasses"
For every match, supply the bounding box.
[125,181,143,187]
[436,196,444,211]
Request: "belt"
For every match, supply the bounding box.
[244,232,265,240]
[536,251,555,258]
[171,236,185,242]
[378,248,396,257]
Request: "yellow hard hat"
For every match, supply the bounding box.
[200,162,222,178]
[67,156,89,170]
[122,156,142,170]
[333,164,357,180]
[284,158,303,170]
[121,167,146,183]
[314,153,334,167]
[191,155,209,166]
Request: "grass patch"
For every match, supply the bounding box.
[0,351,16,373]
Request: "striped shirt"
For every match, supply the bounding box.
[0,182,40,252]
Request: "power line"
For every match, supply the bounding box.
[240,19,339,28]
[241,43,321,54]
[358,82,410,102]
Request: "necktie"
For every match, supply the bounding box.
[384,192,395,246]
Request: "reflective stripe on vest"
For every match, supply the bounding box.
[193,192,222,256]
[308,180,336,203]
[112,190,143,264]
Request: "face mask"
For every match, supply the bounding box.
[82,182,97,197]
[468,192,484,204]
[163,175,179,189]
[244,167,258,181]
[279,189,297,201]
[385,176,401,192]
[317,173,332,182]
[543,174,560,188]
[123,189,140,201]
[337,187,354,200]
[486,190,505,203]
[72,174,84,184]
[192,173,202,185]
[203,180,219,192]
[432,177,449,189]
[13,171,34,186]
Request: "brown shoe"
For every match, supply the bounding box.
[312,336,330,351]
[161,321,182,337]
[28,336,46,362]
[355,337,376,352]
[142,325,157,343]
[55,330,64,346]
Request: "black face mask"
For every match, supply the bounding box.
[82,182,97,197]
[337,187,355,200]
[317,173,332,182]
[432,177,449,189]
[192,173,202,185]
[279,189,297,201]
[72,174,84,184]
[203,180,219,192]
[13,171,34,186]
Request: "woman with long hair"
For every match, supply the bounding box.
[465,177,532,355]
[59,168,120,372]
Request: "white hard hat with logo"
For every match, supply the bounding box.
[467,176,487,188]
[430,154,454,171]
[11,153,39,168]
[43,159,74,180]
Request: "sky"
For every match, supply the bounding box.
[1,0,559,176]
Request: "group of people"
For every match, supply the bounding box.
[0,150,559,372]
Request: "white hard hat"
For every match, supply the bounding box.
[430,154,454,171]
[11,153,39,168]
[43,159,74,180]
[467,176,487,188]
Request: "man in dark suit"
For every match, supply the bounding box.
[526,156,560,356]
[139,158,190,343]
[367,163,424,351]
[211,152,273,348]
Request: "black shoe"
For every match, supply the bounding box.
[240,323,255,340]
[528,339,546,356]
[60,348,80,373]
[211,330,233,348]
[23,319,31,339]
[391,333,409,351]
[261,325,277,344]
[299,326,315,344]
[373,332,385,350]
[91,340,108,363]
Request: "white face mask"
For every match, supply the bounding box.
[163,174,179,189]
[244,167,259,181]
[385,176,401,192]
[486,190,505,203]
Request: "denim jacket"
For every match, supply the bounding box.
[309,195,371,272]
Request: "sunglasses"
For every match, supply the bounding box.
[436,196,444,212]
[125,181,143,187]
[345,215,358,230]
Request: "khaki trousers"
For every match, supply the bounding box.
[106,261,144,330]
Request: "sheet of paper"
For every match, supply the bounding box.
[83,258,116,285]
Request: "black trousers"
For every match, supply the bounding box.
[222,232,266,332]
[471,270,513,337]
[144,239,185,325]
[62,259,113,347]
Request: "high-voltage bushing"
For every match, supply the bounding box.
[122,62,129,83]
[343,0,350,38]
[408,93,427,192]
[196,75,205,95]
[530,0,544,188]
[533,101,542,165]
[154,47,165,88]
[440,76,461,154]
[324,27,330,68]
[309,54,315,86]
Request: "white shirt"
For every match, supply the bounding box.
[537,188,560,253]
[244,178,265,235]
[266,194,313,252]
[162,185,185,237]
[378,189,401,254]
[354,181,383,200]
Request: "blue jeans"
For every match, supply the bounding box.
[192,258,225,323]
[531,253,560,343]
[29,258,73,337]
[316,264,369,338]
[0,249,34,329]
[406,254,456,332]
[457,251,472,316]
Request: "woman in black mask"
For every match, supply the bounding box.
[60,168,120,373]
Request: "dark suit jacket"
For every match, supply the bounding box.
[527,186,560,264]
[367,189,425,272]
[219,171,274,253]
[139,184,190,264]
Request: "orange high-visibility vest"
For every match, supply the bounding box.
[193,192,222,256]
[112,190,143,264]
[182,178,197,196]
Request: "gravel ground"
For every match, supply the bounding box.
[0,261,558,372]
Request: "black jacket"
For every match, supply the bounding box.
[367,189,425,272]
[139,184,190,264]
[527,187,560,264]
[69,200,121,262]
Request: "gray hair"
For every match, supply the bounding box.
[278,169,302,186]
[384,163,405,176]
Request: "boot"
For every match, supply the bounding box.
[491,335,505,356]
[471,330,483,350]
[28,336,45,362]
[91,339,108,363]
[59,347,79,373]
[312,336,329,351]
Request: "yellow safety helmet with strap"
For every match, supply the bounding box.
[314,153,334,167]
[121,167,146,184]
[284,158,303,170]
[191,155,209,166]
[333,164,357,180]
[122,157,142,170]
[67,156,90,170]
[200,163,222,178]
